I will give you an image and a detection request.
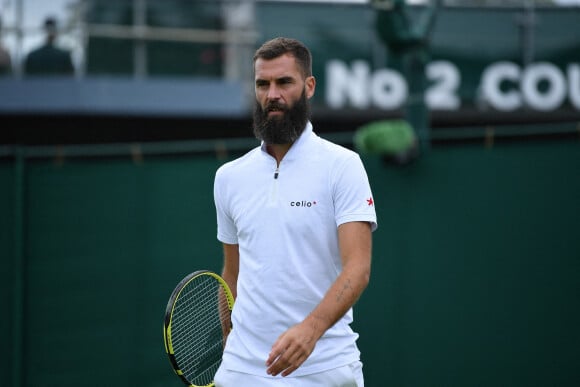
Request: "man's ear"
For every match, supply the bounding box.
[305,76,316,99]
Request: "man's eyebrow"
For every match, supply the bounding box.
[255,76,295,84]
[276,76,294,83]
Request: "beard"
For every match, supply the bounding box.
[253,90,310,145]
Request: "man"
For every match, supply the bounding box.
[24,17,74,76]
[213,37,377,386]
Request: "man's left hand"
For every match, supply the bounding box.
[265,320,321,377]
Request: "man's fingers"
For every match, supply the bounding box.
[266,336,287,367]
[280,364,299,377]
[266,350,289,376]
[267,343,294,376]
[267,344,308,377]
[266,323,318,376]
[279,350,307,377]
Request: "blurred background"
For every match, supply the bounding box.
[1,0,579,386]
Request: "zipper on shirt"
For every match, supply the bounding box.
[269,169,279,205]
[268,164,280,205]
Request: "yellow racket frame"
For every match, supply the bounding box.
[163,270,235,387]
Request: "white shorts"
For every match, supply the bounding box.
[214,361,364,387]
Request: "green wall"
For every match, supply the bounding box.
[1,139,579,386]
[355,141,580,386]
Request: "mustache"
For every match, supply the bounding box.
[264,101,287,114]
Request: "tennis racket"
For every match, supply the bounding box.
[163,270,234,387]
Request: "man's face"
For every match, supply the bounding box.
[253,53,315,144]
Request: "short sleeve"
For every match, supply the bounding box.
[214,166,239,244]
[333,154,378,232]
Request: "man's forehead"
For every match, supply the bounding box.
[254,54,300,78]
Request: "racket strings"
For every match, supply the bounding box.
[170,275,231,386]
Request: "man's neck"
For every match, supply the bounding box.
[266,143,293,166]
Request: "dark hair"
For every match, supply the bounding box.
[44,16,58,35]
[253,37,312,78]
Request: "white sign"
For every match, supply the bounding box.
[325,59,580,112]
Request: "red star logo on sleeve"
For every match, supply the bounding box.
[367,197,374,206]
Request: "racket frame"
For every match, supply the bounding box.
[163,270,234,387]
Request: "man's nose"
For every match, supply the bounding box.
[266,84,281,100]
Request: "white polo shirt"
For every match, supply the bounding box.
[214,122,377,377]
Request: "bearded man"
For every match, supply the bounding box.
[213,37,378,387]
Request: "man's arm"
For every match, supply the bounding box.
[266,221,373,377]
[219,243,239,340]
[221,243,239,301]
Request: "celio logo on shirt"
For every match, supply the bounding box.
[290,200,317,207]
